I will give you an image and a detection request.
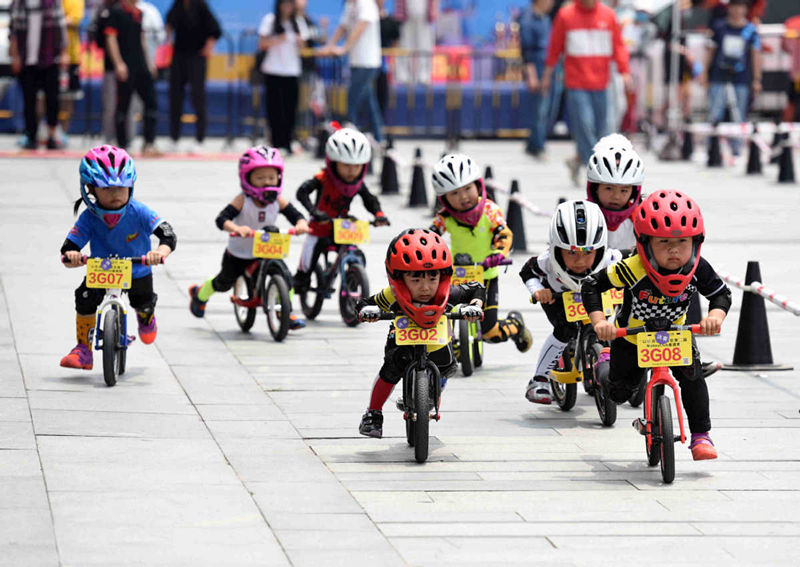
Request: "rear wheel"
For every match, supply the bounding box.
[413,370,430,463]
[263,275,291,342]
[233,275,256,332]
[300,263,325,320]
[458,319,474,377]
[658,396,675,483]
[472,322,483,367]
[590,343,616,426]
[102,309,119,387]
[339,263,369,327]
[647,383,663,467]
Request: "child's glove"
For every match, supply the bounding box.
[310,209,331,223]
[373,212,391,227]
[482,253,507,269]
[459,304,483,322]
[359,305,382,323]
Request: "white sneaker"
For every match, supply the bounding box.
[186,140,204,155]
[167,139,181,154]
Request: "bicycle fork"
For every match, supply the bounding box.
[633,367,687,444]
[94,294,130,352]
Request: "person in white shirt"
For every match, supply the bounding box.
[258,0,305,154]
[319,0,383,143]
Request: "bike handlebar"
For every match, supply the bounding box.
[481,257,513,269]
[229,228,298,237]
[61,255,165,266]
[615,324,703,338]
[369,308,477,321]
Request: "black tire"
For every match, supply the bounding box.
[551,378,577,411]
[233,275,256,332]
[658,395,675,484]
[405,417,415,447]
[413,369,430,464]
[473,322,483,367]
[458,319,474,377]
[300,263,325,320]
[647,383,663,467]
[102,309,119,387]
[590,344,616,426]
[117,344,127,376]
[339,263,369,327]
[628,372,648,407]
[263,275,292,342]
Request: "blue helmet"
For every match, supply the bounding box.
[79,145,137,228]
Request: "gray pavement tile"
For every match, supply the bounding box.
[0,421,35,450]
[0,361,26,398]
[31,409,209,439]
[0,397,30,421]
[0,508,58,549]
[194,402,286,420]
[0,545,59,567]
[249,480,363,514]
[389,536,556,564]
[274,529,391,551]
[266,512,377,532]
[0,475,50,509]
[0,449,42,477]
[380,521,700,538]
[284,549,406,567]
[27,390,196,415]
[205,419,299,439]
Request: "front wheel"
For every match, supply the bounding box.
[647,383,663,467]
[299,263,325,320]
[551,378,577,412]
[263,275,292,342]
[233,275,256,332]
[590,344,616,426]
[458,319,474,377]
[102,309,120,387]
[413,369,431,463]
[472,322,484,367]
[658,395,675,484]
[339,263,369,327]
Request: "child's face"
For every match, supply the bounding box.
[650,237,693,271]
[444,182,480,212]
[560,248,597,274]
[727,4,748,20]
[249,166,281,188]
[596,183,633,210]
[402,271,441,304]
[93,185,130,210]
[336,162,364,183]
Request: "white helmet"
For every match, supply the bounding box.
[587,134,644,185]
[325,128,371,164]
[431,153,481,197]
[549,200,610,292]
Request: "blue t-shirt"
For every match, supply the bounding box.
[709,21,761,85]
[519,10,551,70]
[66,200,164,278]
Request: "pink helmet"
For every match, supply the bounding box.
[239,146,284,202]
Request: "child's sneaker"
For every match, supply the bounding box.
[507,311,533,353]
[359,409,383,438]
[525,376,552,404]
[690,433,718,461]
[60,344,93,370]
[701,361,721,378]
[189,285,207,318]
[137,312,157,344]
[289,314,306,330]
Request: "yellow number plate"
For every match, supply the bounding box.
[86,258,132,289]
[333,219,370,245]
[394,315,450,346]
[608,287,625,305]
[636,330,693,368]
[451,264,484,285]
[252,231,291,259]
[562,291,615,322]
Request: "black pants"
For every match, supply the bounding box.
[211,252,256,293]
[19,65,59,140]
[116,68,157,148]
[380,332,457,385]
[609,336,710,433]
[481,277,500,335]
[169,52,208,142]
[540,296,577,343]
[264,74,299,151]
[75,274,156,316]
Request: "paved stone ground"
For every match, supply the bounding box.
[1,134,799,566]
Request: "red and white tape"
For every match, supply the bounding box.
[718,271,800,316]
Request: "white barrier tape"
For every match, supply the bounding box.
[718,271,800,316]
[684,121,800,145]
[486,182,552,219]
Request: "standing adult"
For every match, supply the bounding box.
[8,0,67,150]
[541,0,630,184]
[165,0,221,153]
[320,0,384,143]
[92,0,119,142]
[104,0,160,155]
[258,0,304,155]
[395,0,437,84]
[519,0,553,159]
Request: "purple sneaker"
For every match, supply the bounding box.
[60,344,93,370]
[137,312,157,345]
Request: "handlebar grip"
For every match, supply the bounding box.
[614,328,628,338]
[61,254,88,265]
[288,228,297,236]
[689,324,701,334]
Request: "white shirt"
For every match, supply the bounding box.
[227,196,281,259]
[607,218,635,252]
[258,13,302,77]
[138,1,165,67]
[24,0,43,66]
[340,0,381,68]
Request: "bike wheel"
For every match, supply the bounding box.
[590,344,616,426]
[473,322,484,367]
[339,263,369,327]
[658,396,675,484]
[551,378,577,412]
[102,310,119,387]
[117,343,127,376]
[233,275,256,332]
[646,382,662,467]
[628,372,648,408]
[264,275,291,342]
[458,319,474,377]
[413,369,430,464]
[405,417,415,447]
[300,263,325,320]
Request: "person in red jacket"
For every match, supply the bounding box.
[541,0,631,184]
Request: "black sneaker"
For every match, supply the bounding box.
[701,361,721,378]
[359,409,383,438]
[507,311,533,353]
[293,270,310,295]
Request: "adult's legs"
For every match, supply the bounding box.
[18,67,39,143]
[101,70,117,143]
[590,88,609,143]
[134,70,158,146]
[265,74,288,150]
[527,86,548,154]
[348,67,383,142]
[115,77,135,149]
[187,54,208,142]
[281,76,299,150]
[42,65,60,140]
[566,88,597,163]
[169,54,188,142]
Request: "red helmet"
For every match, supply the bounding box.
[385,229,453,328]
[634,190,705,297]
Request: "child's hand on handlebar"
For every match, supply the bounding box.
[358,305,382,323]
[63,251,85,268]
[373,215,390,227]
[294,219,310,235]
[593,320,616,342]
[145,246,170,266]
[459,303,483,322]
[482,253,507,269]
[233,225,253,238]
[534,289,554,304]
[699,315,723,336]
